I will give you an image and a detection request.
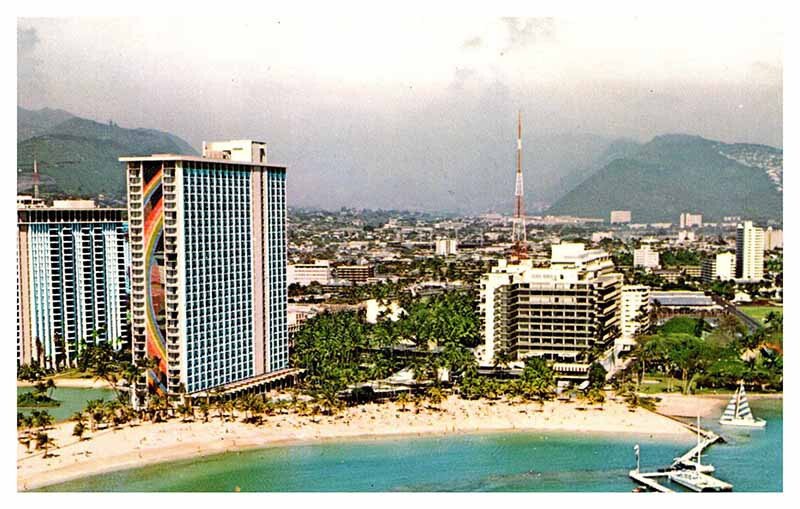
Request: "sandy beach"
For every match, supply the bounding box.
[654,392,782,419]
[15,393,717,492]
[17,378,113,389]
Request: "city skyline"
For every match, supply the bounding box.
[13,11,785,496]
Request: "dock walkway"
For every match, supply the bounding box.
[629,471,674,493]
[671,422,723,470]
[629,415,731,492]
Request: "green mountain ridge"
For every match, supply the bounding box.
[18,107,76,142]
[17,108,197,203]
[546,134,782,222]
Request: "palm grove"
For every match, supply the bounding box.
[19,289,782,455]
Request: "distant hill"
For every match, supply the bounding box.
[18,107,75,142]
[546,134,782,222]
[17,107,197,202]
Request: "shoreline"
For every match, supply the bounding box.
[17,393,720,492]
[17,378,113,389]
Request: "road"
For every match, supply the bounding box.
[709,295,761,332]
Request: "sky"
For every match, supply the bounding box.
[17,17,783,212]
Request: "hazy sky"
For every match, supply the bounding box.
[18,17,783,212]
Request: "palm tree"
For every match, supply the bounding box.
[84,399,105,431]
[617,383,657,412]
[221,399,235,422]
[198,402,211,423]
[396,391,410,412]
[411,391,426,414]
[214,397,227,422]
[315,388,344,416]
[236,395,263,424]
[32,409,55,432]
[36,432,56,458]
[72,421,86,441]
[179,403,193,422]
[70,411,85,424]
[425,387,445,410]
[44,378,57,399]
[492,347,514,371]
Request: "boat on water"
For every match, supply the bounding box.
[719,382,766,428]
[669,469,733,492]
[674,415,715,473]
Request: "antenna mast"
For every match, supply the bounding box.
[33,159,40,200]
[511,111,528,259]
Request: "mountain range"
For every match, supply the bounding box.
[17,107,196,203]
[546,134,782,222]
[16,107,782,221]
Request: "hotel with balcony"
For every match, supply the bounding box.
[122,140,292,402]
[478,243,623,380]
[17,199,129,368]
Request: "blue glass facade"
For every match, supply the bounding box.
[126,151,288,398]
[266,169,288,371]
[17,211,129,368]
[183,166,255,393]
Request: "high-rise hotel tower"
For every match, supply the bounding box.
[121,140,288,400]
[17,199,129,368]
[479,243,622,377]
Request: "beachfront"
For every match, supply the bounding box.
[18,393,715,492]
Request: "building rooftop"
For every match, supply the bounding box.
[119,153,284,169]
[650,291,716,307]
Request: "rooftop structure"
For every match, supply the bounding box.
[649,291,719,310]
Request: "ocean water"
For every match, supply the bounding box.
[17,386,116,422]
[36,399,782,492]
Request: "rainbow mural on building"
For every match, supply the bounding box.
[142,169,168,394]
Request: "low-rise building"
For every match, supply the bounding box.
[679,212,703,228]
[288,260,332,286]
[591,231,614,243]
[764,227,783,251]
[434,238,458,256]
[677,230,696,243]
[634,244,660,269]
[610,210,631,224]
[678,265,702,279]
[334,264,375,284]
[701,252,736,283]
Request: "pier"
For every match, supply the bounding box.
[628,471,675,493]
[670,421,724,470]
[628,417,733,492]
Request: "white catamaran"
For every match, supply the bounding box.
[719,381,766,428]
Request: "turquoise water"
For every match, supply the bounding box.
[17,386,116,422]
[37,399,782,492]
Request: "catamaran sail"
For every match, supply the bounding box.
[719,382,766,427]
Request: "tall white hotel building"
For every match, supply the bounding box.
[121,140,289,400]
[17,200,130,368]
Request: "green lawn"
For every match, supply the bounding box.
[659,316,700,334]
[737,305,782,324]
